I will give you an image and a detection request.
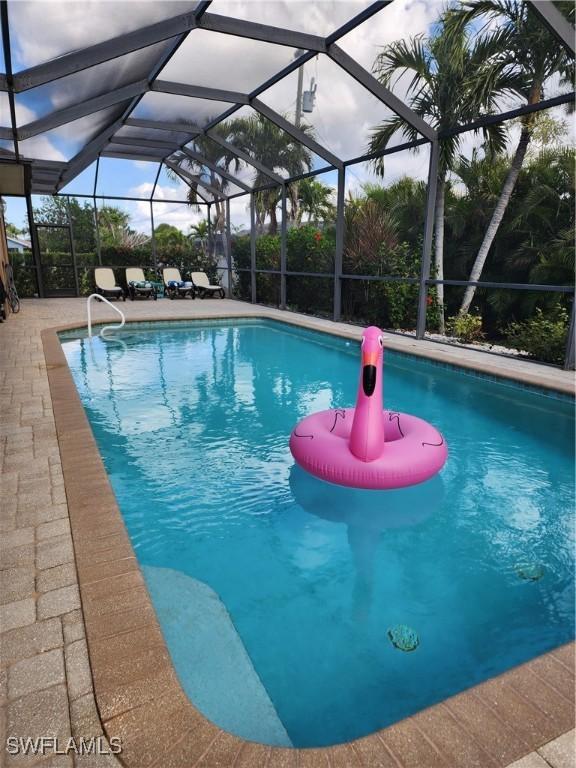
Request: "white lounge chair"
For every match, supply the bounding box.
[190,271,225,299]
[94,267,125,301]
[162,267,194,300]
[125,268,157,301]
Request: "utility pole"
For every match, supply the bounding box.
[292,50,305,226]
[295,58,304,128]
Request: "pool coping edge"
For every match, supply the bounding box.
[42,318,575,768]
[51,308,575,397]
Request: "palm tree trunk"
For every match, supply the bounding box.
[459,125,531,316]
[256,208,264,235]
[291,182,300,225]
[269,204,278,235]
[434,174,446,335]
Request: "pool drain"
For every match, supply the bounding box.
[388,625,419,652]
[515,563,545,582]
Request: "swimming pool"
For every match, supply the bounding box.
[61,319,575,748]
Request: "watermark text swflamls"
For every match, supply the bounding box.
[6,736,122,756]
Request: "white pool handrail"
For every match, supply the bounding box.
[87,293,125,339]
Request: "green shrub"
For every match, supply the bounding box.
[505,306,569,364]
[446,313,485,344]
[287,225,334,273]
[12,265,38,297]
[232,226,335,311]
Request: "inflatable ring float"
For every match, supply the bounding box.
[289,326,447,490]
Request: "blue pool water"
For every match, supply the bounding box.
[61,320,575,748]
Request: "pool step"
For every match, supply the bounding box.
[142,565,292,747]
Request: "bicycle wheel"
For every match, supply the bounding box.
[6,264,20,313]
[9,292,20,313]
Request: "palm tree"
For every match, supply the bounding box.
[170,125,241,239]
[368,15,520,332]
[502,147,575,289]
[363,178,428,248]
[450,0,575,315]
[343,190,399,275]
[189,220,209,239]
[296,178,335,224]
[227,113,312,233]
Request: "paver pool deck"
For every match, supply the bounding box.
[0,297,574,768]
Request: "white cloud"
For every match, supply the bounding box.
[128,182,208,234]
[212,1,384,38]
[229,194,251,230]
[9,1,191,69]
[14,102,66,161]
[160,28,296,95]
[259,1,440,164]
[12,0,570,193]
[132,160,155,171]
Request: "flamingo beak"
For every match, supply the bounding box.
[362,349,378,396]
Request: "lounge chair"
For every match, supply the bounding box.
[191,271,225,299]
[163,267,194,300]
[125,268,157,301]
[94,268,125,301]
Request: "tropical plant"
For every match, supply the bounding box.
[5,221,24,237]
[343,191,399,275]
[294,178,335,225]
[189,220,209,239]
[228,113,312,231]
[97,205,149,249]
[446,313,485,343]
[502,148,575,285]
[33,196,97,253]
[369,14,518,333]
[506,306,569,364]
[168,123,242,244]
[448,0,575,315]
[189,220,210,254]
[153,223,188,249]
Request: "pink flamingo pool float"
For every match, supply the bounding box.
[289,326,447,489]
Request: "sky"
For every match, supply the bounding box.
[1,0,573,234]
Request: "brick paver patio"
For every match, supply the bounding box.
[0,298,574,768]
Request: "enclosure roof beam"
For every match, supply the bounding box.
[105,145,168,158]
[164,158,226,200]
[55,2,212,192]
[163,161,212,204]
[526,0,575,56]
[9,2,327,93]
[1,0,20,161]
[32,168,62,178]
[251,98,342,168]
[180,145,252,191]
[194,4,392,171]
[50,0,399,195]
[12,7,200,92]
[125,116,283,183]
[31,173,59,182]
[0,73,6,91]
[439,91,576,138]
[125,117,202,135]
[197,13,326,52]
[205,131,284,184]
[17,79,149,140]
[325,1,394,45]
[151,80,250,104]
[0,126,11,140]
[101,150,166,162]
[31,159,68,168]
[327,44,436,141]
[111,135,179,150]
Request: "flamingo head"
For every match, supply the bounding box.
[360,326,384,397]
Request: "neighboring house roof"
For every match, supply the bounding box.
[6,235,32,249]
